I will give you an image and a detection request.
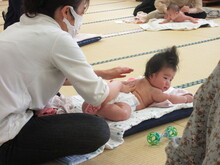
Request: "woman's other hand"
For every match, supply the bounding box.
[121,80,136,93]
[95,67,134,80]
[181,6,190,13]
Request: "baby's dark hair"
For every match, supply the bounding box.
[167,3,180,12]
[144,46,179,79]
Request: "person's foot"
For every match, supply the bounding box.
[35,108,57,117]
[83,104,101,114]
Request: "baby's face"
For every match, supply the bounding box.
[149,68,176,91]
[167,10,179,20]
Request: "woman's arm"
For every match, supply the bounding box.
[102,80,136,104]
[181,0,203,14]
[63,67,134,86]
[155,0,169,13]
[94,67,134,80]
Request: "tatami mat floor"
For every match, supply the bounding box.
[0,0,220,165]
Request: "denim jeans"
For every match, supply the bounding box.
[0,113,110,165]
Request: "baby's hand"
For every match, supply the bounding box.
[159,19,169,24]
[159,21,166,24]
[121,80,136,93]
[192,18,198,23]
[184,94,193,103]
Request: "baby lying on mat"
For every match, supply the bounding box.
[160,3,198,24]
[83,46,193,121]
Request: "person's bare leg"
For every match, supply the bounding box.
[96,102,132,121]
[82,102,101,114]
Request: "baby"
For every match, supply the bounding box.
[160,3,198,24]
[83,46,193,121]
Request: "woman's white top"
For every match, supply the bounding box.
[0,14,109,146]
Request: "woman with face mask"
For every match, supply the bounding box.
[0,0,134,164]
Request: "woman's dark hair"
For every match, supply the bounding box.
[144,46,179,79]
[23,0,90,18]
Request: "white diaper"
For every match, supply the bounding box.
[107,92,140,111]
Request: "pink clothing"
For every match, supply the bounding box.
[35,95,75,116]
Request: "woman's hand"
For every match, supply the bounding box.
[63,67,134,86]
[181,6,190,13]
[95,67,134,80]
[121,80,136,93]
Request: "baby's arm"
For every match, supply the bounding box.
[152,89,193,104]
[183,14,198,23]
[167,94,193,104]
[159,13,171,24]
[188,16,198,23]
[159,18,171,24]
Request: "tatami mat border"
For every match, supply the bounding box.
[83,16,133,24]
[86,6,135,14]
[174,78,207,89]
[91,36,220,66]
[0,1,127,8]
[90,1,127,7]
[0,16,133,26]
[102,28,144,38]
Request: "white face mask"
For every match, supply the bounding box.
[63,6,83,37]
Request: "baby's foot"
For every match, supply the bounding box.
[84,104,101,114]
[36,108,57,117]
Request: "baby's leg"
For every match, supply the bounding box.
[96,102,132,121]
[82,102,101,115]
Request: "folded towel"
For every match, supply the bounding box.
[140,18,218,31]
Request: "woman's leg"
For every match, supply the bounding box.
[133,0,156,16]
[185,11,207,19]
[165,61,220,164]
[0,113,110,165]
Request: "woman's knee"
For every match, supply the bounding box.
[87,114,110,144]
[81,115,110,152]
